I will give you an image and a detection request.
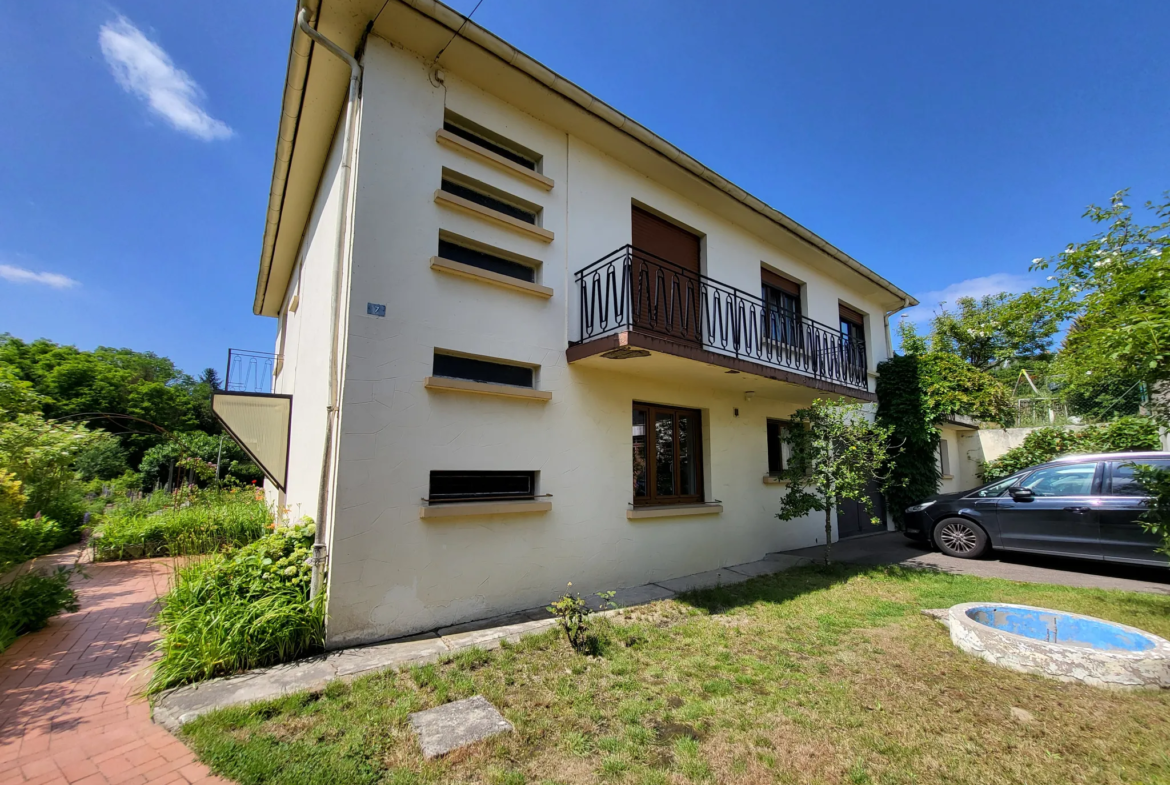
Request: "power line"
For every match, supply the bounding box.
[433,0,485,63]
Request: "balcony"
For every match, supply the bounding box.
[225,349,279,394]
[568,246,871,397]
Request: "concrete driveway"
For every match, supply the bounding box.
[782,531,1170,595]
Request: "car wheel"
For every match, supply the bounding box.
[933,518,989,559]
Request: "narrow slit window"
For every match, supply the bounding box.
[443,114,540,171]
[441,178,538,224]
[429,470,536,503]
[438,238,535,283]
[433,352,534,388]
[939,439,951,478]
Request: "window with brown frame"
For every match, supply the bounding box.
[761,268,801,346]
[632,403,703,505]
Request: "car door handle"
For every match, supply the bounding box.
[1063,506,1091,514]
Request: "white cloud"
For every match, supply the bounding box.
[99,16,232,141]
[899,272,1037,325]
[0,264,79,289]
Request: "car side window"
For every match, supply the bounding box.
[972,475,1024,498]
[1110,460,1170,497]
[1018,463,1096,497]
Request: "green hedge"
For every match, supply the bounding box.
[980,416,1162,481]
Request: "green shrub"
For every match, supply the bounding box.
[149,518,324,692]
[92,489,269,561]
[0,517,66,574]
[980,416,1162,481]
[0,568,79,652]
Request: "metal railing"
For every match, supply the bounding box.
[225,349,279,393]
[572,245,868,390]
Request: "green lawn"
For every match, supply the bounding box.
[181,565,1170,785]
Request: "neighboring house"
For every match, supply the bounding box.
[229,0,917,648]
[938,415,982,493]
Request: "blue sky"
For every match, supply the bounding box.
[2,1,1168,376]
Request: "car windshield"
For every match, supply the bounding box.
[969,474,1024,498]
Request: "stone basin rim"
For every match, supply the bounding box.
[946,601,1170,689]
[948,602,1170,653]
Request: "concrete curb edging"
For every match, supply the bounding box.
[152,553,811,731]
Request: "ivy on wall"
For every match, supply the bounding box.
[876,353,1012,526]
[979,416,1162,481]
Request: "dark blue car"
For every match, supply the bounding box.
[902,451,1170,566]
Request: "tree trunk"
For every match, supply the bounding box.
[824,505,833,565]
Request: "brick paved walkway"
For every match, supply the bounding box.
[0,554,228,784]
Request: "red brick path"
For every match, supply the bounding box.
[0,557,229,784]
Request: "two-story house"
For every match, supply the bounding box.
[229,0,917,648]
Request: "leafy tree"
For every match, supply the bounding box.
[0,413,110,526]
[1031,191,1170,421]
[876,352,1012,525]
[0,335,201,464]
[198,368,222,390]
[897,291,1057,371]
[138,431,262,490]
[776,399,897,564]
[74,439,130,482]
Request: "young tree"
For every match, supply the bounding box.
[776,399,897,564]
[897,291,1057,370]
[1032,190,1170,421]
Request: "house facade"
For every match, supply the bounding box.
[250,0,916,648]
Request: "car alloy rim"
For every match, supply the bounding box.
[940,522,977,553]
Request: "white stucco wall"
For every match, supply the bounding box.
[268,122,348,523]
[292,36,901,647]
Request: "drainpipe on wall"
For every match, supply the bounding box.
[296,3,363,600]
[884,298,912,359]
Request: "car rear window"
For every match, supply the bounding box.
[1110,460,1170,496]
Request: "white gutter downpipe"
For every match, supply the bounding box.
[297,4,362,600]
[884,298,912,359]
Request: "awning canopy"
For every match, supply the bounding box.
[211,392,292,491]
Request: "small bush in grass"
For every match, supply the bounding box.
[92,489,269,561]
[149,517,324,692]
[548,584,615,654]
[0,568,79,652]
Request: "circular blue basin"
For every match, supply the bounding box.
[966,606,1155,652]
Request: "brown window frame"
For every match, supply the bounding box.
[761,268,802,346]
[632,402,704,506]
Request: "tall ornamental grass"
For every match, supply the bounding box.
[0,516,66,574]
[149,518,324,693]
[92,489,269,561]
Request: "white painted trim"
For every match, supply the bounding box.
[626,503,724,520]
[430,257,553,298]
[424,376,552,401]
[420,499,553,518]
[433,190,555,242]
[436,129,555,191]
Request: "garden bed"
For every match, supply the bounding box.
[181,565,1170,785]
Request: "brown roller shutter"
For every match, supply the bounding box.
[632,207,701,275]
[839,303,865,325]
[631,206,703,345]
[761,267,800,296]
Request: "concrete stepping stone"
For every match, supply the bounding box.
[408,695,513,759]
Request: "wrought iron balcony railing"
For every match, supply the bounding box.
[225,349,279,393]
[572,245,868,390]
